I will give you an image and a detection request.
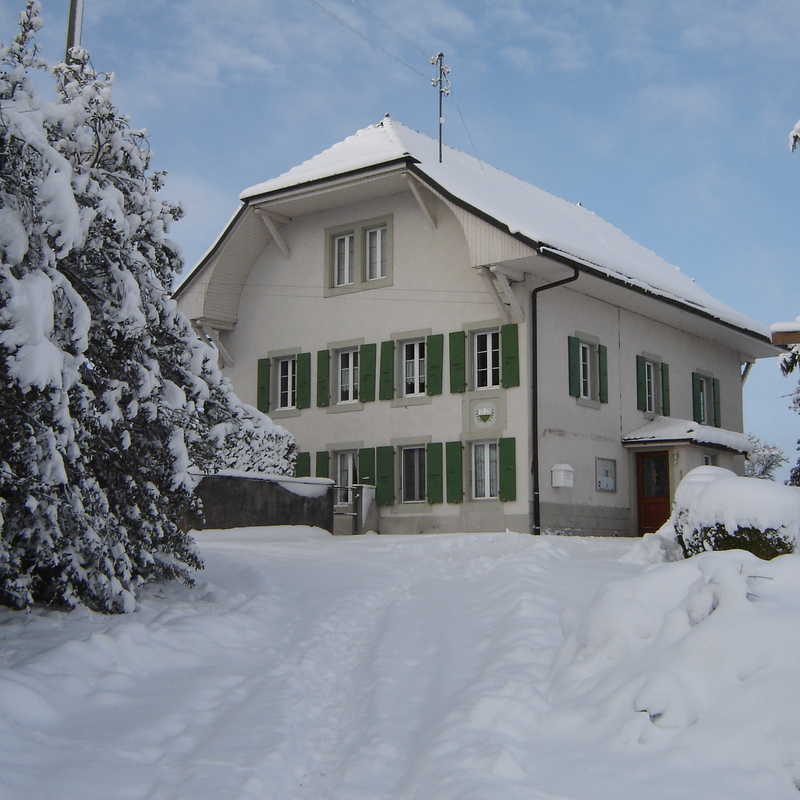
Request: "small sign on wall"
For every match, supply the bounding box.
[596,457,617,492]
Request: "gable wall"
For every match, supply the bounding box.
[221,189,532,533]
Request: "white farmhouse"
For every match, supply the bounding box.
[176,116,778,536]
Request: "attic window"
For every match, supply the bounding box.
[333,233,354,286]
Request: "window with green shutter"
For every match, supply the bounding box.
[316,350,330,407]
[445,441,463,503]
[376,446,395,505]
[358,448,376,485]
[295,452,310,477]
[359,343,376,402]
[567,336,580,398]
[498,437,516,502]
[426,442,443,504]
[315,451,329,479]
[692,372,705,423]
[712,377,721,427]
[500,323,520,388]
[379,340,395,400]
[660,363,670,416]
[449,331,466,393]
[296,352,311,409]
[257,358,270,412]
[426,334,443,395]
[598,344,608,403]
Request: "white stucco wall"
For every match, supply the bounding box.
[220,188,531,534]
[180,181,750,537]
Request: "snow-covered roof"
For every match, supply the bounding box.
[240,117,768,339]
[622,416,751,454]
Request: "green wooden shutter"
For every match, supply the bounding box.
[449,331,466,393]
[500,323,520,388]
[568,336,580,397]
[379,340,395,400]
[426,334,443,395]
[296,352,311,409]
[692,372,703,423]
[598,344,608,403]
[712,378,721,427]
[636,355,647,411]
[316,350,330,407]
[445,441,463,503]
[295,451,310,478]
[426,442,443,504]
[376,446,395,505]
[498,437,516,502]
[315,451,329,479]
[359,343,376,402]
[358,448,376,485]
[257,358,271,412]
[660,362,670,416]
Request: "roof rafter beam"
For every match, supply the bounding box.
[485,265,525,321]
[254,208,290,258]
[406,174,437,230]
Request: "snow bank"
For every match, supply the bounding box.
[548,549,800,789]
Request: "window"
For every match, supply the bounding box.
[703,453,717,466]
[365,226,386,280]
[644,360,656,413]
[402,447,426,502]
[472,441,498,500]
[403,340,426,396]
[325,216,393,296]
[338,349,359,403]
[474,330,500,389]
[277,357,297,409]
[335,451,358,505]
[580,342,592,399]
[333,233,355,286]
[569,336,608,404]
[697,376,707,424]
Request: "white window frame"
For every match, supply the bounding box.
[644,360,656,413]
[401,446,426,503]
[579,342,592,399]
[365,226,386,280]
[473,329,500,390]
[402,339,426,397]
[333,233,355,287]
[697,376,707,424]
[472,440,498,500]
[335,450,358,505]
[337,348,359,404]
[277,356,297,410]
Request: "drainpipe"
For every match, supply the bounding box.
[530,261,579,534]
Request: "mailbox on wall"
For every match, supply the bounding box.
[551,463,574,489]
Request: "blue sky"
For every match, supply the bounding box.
[3,0,799,477]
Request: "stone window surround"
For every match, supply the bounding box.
[574,329,601,410]
[265,346,301,419]
[462,317,505,393]
[390,327,433,408]
[326,337,365,414]
[323,214,394,297]
[639,350,665,418]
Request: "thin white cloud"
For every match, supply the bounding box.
[638,83,724,125]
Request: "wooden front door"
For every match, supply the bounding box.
[636,451,670,535]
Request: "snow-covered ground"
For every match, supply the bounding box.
[1,528,799,799]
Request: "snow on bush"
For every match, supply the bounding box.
[0,4,293,613]
[631,467,800,563]
[548,549,800,788]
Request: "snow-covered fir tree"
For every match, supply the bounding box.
[0,3,293,612]
[743,435,788,480]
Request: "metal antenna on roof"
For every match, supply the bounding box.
[430,52,450,163]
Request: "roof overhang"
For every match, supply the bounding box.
[622,416,751,455]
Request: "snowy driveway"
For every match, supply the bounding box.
[1,528,797,799]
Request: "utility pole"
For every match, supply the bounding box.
[430,52,450,163]
[65,0,84,63]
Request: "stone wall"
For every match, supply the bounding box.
[187,475,335,533]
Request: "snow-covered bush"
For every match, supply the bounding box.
[0,4,293,612]
[672,467,800,560]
